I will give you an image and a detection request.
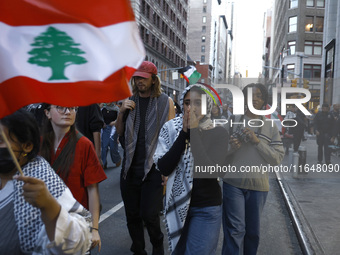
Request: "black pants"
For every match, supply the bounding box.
[316,133,331,163]
[293,128,304,152]
[120,166,164,255]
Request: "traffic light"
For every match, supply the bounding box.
[303,79,309,88]
[291,78,297,87]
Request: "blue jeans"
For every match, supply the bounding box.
[173,205,222,255]
[101,125,121,165]
[222,182,268,255]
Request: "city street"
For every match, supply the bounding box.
[94,146,303,255]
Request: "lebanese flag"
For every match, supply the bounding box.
[0,0,145,119]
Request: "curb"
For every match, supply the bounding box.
[275,172,325,255]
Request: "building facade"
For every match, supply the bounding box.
[271,0,325,110]
[187,0,230,86]
[321,0,340,105]
[130,0,188,99]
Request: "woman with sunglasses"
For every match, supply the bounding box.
[40,104,107,252]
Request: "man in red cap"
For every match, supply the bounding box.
[116,61,175,255]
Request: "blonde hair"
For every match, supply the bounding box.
[131,74,162,98]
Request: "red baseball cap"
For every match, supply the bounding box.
[132,61,158,79]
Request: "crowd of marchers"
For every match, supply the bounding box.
[1,61,339,255]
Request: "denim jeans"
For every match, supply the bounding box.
[173,205,222,255]
[101,125,121,165]
[222,182,268,255]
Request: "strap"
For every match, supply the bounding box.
[52,132,83,171]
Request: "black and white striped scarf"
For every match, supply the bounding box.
[123,93,170,179]
[153,84,214,253]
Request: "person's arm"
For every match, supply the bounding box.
[93,131,102,164]
[157,130,188,176]
[254,126,285,165]
[87,183,101,252]
[168,97,176,120]
[116,99,135,136]
[314,113,320,135]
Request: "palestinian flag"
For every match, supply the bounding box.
[0,0,145,119]
[178,65,201,85]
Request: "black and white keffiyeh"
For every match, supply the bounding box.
[153,84,214,253]
[123,93,169,179]
[13,156,91,253]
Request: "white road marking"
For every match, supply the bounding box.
[99,201,124,223]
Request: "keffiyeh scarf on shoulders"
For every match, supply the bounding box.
[123,93,169,179]
[13,156,91,253]
[153,84,214,253]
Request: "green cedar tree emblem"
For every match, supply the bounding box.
[28,26,87,81]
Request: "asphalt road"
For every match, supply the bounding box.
[94,148,302,255]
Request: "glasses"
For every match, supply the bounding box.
[52,106,78,114]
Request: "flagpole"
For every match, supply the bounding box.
[0,125,24,176]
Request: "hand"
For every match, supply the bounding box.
[91,230,101,252]
[14,175,55,210]
[189,111,203,129]
[229,136,241,150]
[183,109,189,132]
[161,175,168,186]
[331,137,335,144]
[243,128,260,144]
[120,99,135,113]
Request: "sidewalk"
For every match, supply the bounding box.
[279,137,340,255]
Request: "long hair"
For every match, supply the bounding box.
[131,74,162,97]
[40,104,78,182]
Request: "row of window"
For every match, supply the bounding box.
[153,0,188,21]
[140,26,185,67]
[141,1,187,37]
[289,0,325,8]
[287,41,322,56]
[286,64,321,80]
[288,16,324,33]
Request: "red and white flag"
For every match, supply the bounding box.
[0,0,145,118]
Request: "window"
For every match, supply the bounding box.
[201,46,205,52]
[202,36,206,42]
[202,26,206,33]
[288,41,296,55]
[316,0,325,7]
[203,0,207,3]
[307,0,314,7]
[202,16,206,23]
[289,0,298,8]
[304,41,322,55]
[315,17,324,32]
[287,64,295,79]
[201,55,205,62]
[304,64,321,80]
[305,16,314,32]
[289,16,297,32]
[203,6,207,13]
